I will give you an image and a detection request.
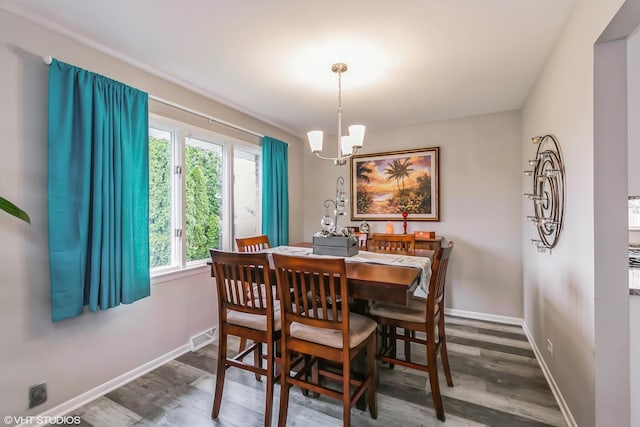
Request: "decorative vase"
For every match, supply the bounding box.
[402,211,408,234]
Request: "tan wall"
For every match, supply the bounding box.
[302,110,524,319]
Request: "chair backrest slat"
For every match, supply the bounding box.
[273,254,348,335]
[210,249,274,316]
[369,233,415,255]
[427,242,454,317]
[236,234,271,252]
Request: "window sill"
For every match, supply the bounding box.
[151,263,210,285]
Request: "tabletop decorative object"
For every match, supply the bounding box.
[524,135,565,253]
[402,211,409,234]
[313,176,358,256]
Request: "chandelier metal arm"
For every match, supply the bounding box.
[313,146,361,165]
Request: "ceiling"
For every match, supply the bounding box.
[1,0,576,138]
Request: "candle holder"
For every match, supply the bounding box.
[402,211,408,234]
[524,135,565,253]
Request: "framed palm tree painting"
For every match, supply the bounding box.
[350,147,439,221]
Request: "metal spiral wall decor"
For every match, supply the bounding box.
[524,135,565,253]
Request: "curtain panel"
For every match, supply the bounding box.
[261,137,289,246]
[48,59,150,322]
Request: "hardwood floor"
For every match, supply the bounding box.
[56,316,566,426]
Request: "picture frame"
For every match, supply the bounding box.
[350,147,439,221]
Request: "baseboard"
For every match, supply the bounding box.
[21,343,191,427]
[520,323,577,427]
[444,307,523,326]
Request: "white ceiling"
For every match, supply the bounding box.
[1,0,576,138]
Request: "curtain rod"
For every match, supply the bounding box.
[42,55,267,140]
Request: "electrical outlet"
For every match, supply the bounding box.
[29,382,47,408]
[546,338,553,356]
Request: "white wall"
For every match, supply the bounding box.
[303,111,523,318]
[0,9,303,420]
[521,0,626,426]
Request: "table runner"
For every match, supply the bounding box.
[265,246,432,299]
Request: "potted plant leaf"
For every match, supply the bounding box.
[0,196,30,224]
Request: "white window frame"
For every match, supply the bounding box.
[149,113,261,283]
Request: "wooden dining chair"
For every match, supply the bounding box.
[209,249,281,427]
[233,234,272,352]
[369,242,454,422]
[369,233,415,255]
[236,234,271,252]
[272,254,378,427]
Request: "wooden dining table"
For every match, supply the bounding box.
[275,242,430,305]
[210,243,429,306]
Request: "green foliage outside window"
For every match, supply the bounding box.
[185,144,222,262]
[149,136,171,268]
[149,136,223,268]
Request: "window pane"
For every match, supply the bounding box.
[149,127,173,269]
[234,148,260,239]
[185,137,223,261]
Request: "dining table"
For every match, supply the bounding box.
[271,242,432,304]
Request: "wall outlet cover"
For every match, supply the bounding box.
[29,382,47,408]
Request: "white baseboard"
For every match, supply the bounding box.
[521,322,577,427]
[444,307,523,326]
[21,344,191,427]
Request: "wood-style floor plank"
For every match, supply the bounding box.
[52,316,566,427]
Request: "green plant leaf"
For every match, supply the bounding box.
[0,196,31,224]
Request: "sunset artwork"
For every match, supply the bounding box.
[350,147,440,221]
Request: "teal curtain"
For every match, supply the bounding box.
[48,59,150,322]
[261,137,289,246]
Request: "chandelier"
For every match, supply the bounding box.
[307,63,365,166]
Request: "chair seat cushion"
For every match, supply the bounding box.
[227,300,281,331]
[290,311,377,349]
[370,298,428,323]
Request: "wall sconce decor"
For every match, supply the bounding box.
[524,135,565,253]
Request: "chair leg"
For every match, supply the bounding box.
[311,358,320,398]
[264,340,275,427]
[277,348,291,427]
[389,326,397,369]
[366,336,378,420]
[439,318,454,387]
[426,339,445,422]
[212,329,228,419]
[255,341,263,381]
[343,359,351,427]
[404,328,411,362]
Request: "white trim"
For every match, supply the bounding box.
[20,344,191,427]
[444,307,523,326]
[520,323,577,427]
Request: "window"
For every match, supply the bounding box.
[149,116,261,277]
[630,197,640,230]
[234,148,261,239]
